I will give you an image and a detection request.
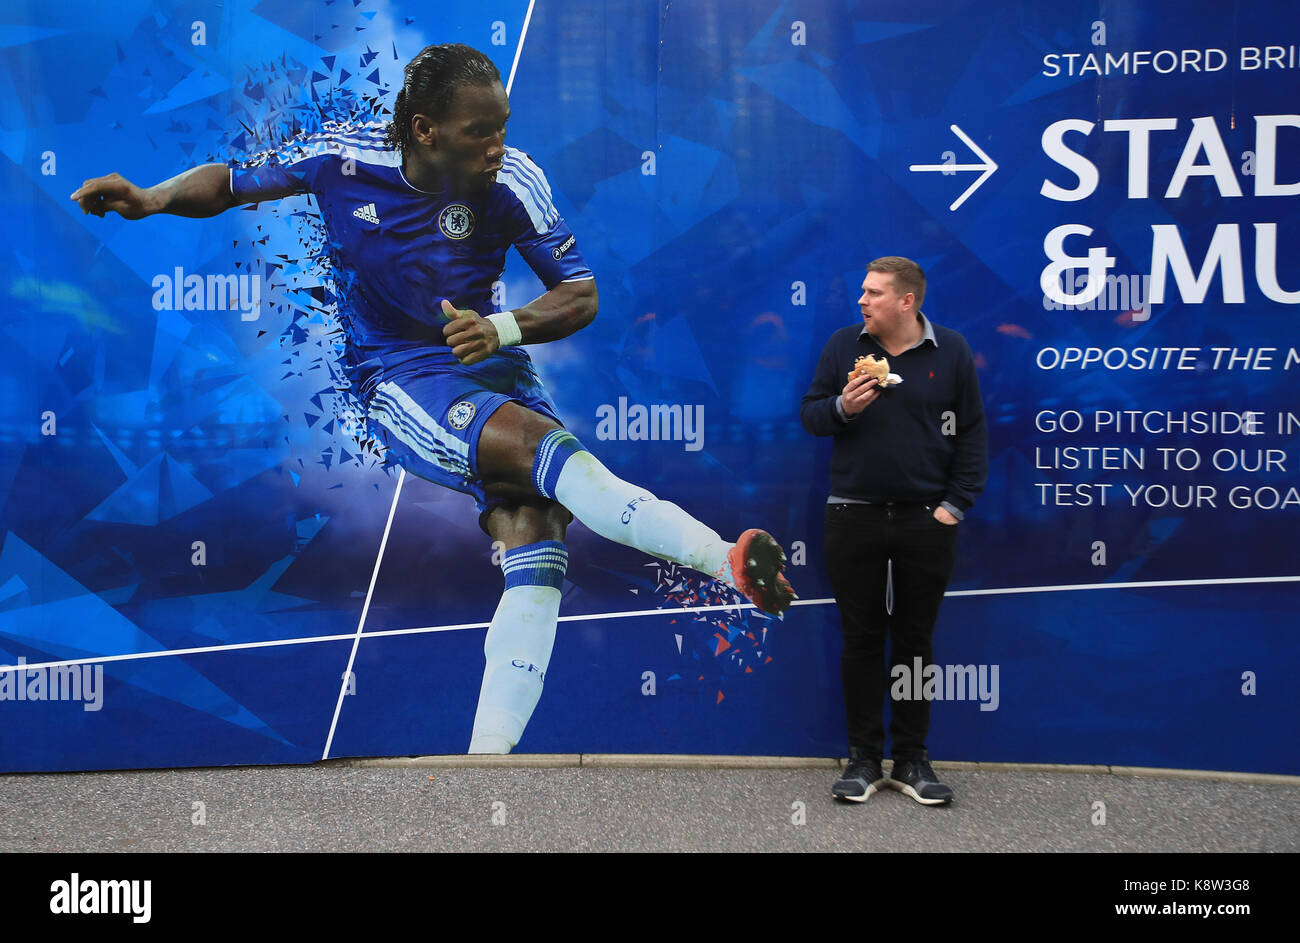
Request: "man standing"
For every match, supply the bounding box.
[72,43,793,755]
[801,257,986,804]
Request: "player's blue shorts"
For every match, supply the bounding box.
[359,346,563,512]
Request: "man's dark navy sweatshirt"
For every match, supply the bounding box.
[800,318,988,514]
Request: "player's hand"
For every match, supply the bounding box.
[441,299,500,366]
[839,373,879,417]
[933,506,959,526]
[70,173,154,219]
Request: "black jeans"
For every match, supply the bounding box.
[824,503,960,760]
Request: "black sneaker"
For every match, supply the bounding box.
[888,752,954,805]
[832,756,884,803]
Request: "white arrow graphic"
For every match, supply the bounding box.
[909,124,998,211]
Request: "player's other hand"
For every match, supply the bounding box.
[70,173,154,219]
[441,299,500,366]
[839,373,879,417]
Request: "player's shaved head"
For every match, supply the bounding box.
[387,44,503,153]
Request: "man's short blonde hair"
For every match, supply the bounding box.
[867,256,926,310]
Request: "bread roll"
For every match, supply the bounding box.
[849,354,892,386]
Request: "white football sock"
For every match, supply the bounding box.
[554,451,734,582]
[468,542,567,754]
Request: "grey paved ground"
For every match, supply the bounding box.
[2,761,1296,853]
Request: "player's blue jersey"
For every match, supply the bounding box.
[228,121,592,390]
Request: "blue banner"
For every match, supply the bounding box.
[1,0,1296,774]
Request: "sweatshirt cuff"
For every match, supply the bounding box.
[940,500,965,521]
[834,396,850,423]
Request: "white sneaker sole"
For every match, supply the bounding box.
[832,779,884,803]
[888,779,952,805]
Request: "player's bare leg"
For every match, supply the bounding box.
[477,403,796,615]
[467,497,571,754]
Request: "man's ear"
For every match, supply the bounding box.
[411,113,437,149]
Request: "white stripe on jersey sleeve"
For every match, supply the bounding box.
[510,152,561,229]
[276,123,400,168]
[286,140,400,168]
[499,147,561,234]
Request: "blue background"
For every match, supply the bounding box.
[1,0,1296,773]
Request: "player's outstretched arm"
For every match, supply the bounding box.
[442,278,598,366]
[70,163,239,220]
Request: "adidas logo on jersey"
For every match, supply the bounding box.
[353,203,379,224]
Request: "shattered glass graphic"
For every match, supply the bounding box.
[645,561,778,707]
[212,52,401,481]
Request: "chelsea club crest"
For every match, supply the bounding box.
[439,203,475,240]
[448,400,477,430]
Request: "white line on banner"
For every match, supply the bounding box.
[321,467,406,760]
[943,574,1300,597]
[3,575,1297,677]
[505,0,536,95]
